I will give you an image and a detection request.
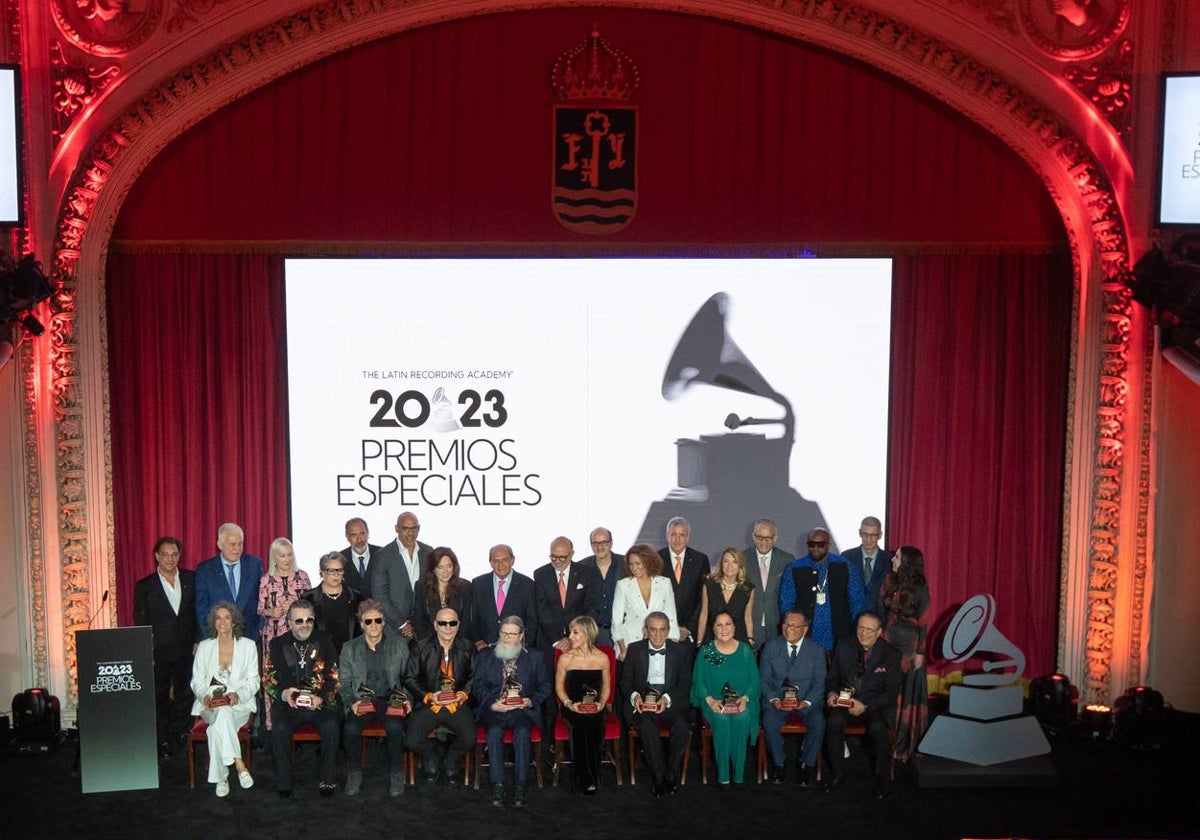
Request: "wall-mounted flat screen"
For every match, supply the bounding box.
[1158,72,1200,227]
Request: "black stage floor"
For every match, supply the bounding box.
[3,710,1197,840]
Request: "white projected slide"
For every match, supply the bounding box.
[0,67,20,225]
[285,258,892,580]
[1159,73,1200,225]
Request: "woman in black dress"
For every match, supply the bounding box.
[412,546,475,643]
[555,616,610,794]
[696,548,757,647]
[879,545,930,761]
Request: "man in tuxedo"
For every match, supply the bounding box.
[658,516,708,642]
[370,510,432,638]
[472,616,551,808]
[470,544,538,650]
[579,526,625,648]
[195,522,263,641]
[823,610,901,798]
[779,526,864,652]
[266,599,342,798]
[744,518,794,650]
[341,516,383,596]
[132,536,197,757]
[842,516,893,615]
[760,611,826,786]
[619,611,694,796]
[533,536,601,653]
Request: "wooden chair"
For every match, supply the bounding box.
[361,722,471,786]
[551,645,623,787]
[472,723,543,789]
[289,721,322,759]
[626,718,691,785]
[698,719,756,784]
[186,716,253,788]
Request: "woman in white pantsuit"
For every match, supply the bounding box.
[191,601,259,796]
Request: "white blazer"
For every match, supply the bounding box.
[611,575,679,651]
[190,636,260,716]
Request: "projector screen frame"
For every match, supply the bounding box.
[1155,70,1200,230]
[0,64,24,228]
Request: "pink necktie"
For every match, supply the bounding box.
[496,577,507,613]
[558,571,567,607]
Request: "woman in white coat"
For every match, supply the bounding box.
[610,543,679,661]
[191,600,259,796]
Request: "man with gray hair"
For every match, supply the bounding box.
[657,516,708,642]
[195,522,263,640]
[841,516,893,615]
[744,518,794,649]
[471,615,551,808]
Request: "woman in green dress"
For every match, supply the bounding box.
[691,610,759,788]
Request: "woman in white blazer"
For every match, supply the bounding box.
[190,600,259,796]
[610,543,679,660]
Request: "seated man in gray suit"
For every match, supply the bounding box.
[760,610,826,786]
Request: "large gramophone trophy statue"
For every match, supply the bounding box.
[636,293,828,556]
[918,594,1050,767]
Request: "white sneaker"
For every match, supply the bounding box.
[238,769,254,789]
[215,779,230,797]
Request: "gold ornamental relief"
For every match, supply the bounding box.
[52,0,165,57]
[1017,0,1129,60]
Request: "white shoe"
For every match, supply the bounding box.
[238,769,254,789]
[215,779,230,797]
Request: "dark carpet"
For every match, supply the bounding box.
[3,712,1196,840]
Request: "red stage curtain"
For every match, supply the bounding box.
[888,253,1072,677]
[106,253,289,621]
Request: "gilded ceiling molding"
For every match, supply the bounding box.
[20,339,49,690]
[1062,38,1132,142]
[46,0,1141,704]
[51,0,165,57]
[50,42,121,146]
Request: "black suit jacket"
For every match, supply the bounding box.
[532,561,602,651]
[826,635,902,715]
[619,638,694,721]
[470,571,538,648]
[341,543,384,597]
[132,568,197,663]
[369,538,433,631]
[404,635,477,702]
[658,546,708,637]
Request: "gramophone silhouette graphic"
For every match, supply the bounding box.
[918,594,1051,766]
[635,292,829,557]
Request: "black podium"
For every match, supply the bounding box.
[76,626,159,793]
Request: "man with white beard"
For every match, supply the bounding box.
[471,616,551,808]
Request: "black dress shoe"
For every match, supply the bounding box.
[770,765,785,784]
[445,774,462,790]
[490,783,506,807]
[662,774,678,795]
[651,781,664,798]
[513,784,528,807]
[822,773,846,792]
[796,765,814,787]
[875,779,892,799]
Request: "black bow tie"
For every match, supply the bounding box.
[649,648,666,656]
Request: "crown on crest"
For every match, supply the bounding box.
[550,26,639,102]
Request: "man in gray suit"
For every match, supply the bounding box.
[744,518,794,650]
[369,510,433,639]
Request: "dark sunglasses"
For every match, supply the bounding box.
[361,617,385,625]
[292,617,315,624]
[807,540,828,547]
[436,620,460,627]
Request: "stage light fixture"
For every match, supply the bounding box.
[1029,673,1077,738]
[1083,704,1112,740]
[1113,685,1166,750]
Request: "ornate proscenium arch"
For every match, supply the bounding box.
[36,0,1144,707]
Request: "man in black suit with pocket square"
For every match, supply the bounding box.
[619,611,695,796]
[133,536,197,757]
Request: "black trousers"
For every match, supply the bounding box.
[270,701,341,790]
[824,705,891,781]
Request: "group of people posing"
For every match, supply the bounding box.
[131,512,930,803]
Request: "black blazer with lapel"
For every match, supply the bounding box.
[341,543,384,597]
[470,570,539,648]
[619,638,694,721]
[658,546,708,637]
[369,538,433,631]
[133,568,197,663]
[532,561,602,651]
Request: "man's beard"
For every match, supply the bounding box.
[494,641,523,660]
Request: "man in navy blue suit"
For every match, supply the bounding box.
[470,544,538,650]
[841,516,893,615]
[472,616,551,808]
[760,610,826,785]
[195,522,263,641]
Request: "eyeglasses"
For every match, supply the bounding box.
[361,617,385,625]
[752,533,775,541]
[322,568,345,575]
[399,525,420,532]
[292,617,315,625]
[549,554,571,562]
[859,531,881,538]
[436,620,460,627]
[783,623,808,631]
[856,625,881,634]
[498,630,521,638]
[590,540,611,547]
[806,540,828,548]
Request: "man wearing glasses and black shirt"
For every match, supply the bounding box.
[266,599,342,798]
[405,607,476,788]
[778,527,864,652]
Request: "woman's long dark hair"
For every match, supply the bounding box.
[882,545,926,615]
[421,546,461,600]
